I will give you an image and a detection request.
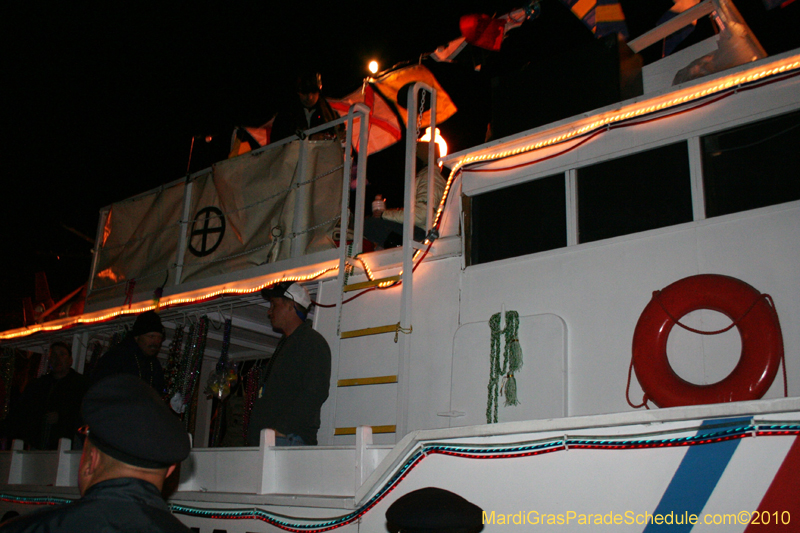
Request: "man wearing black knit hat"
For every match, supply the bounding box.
[0,374,191,532]
[90,310,167,396]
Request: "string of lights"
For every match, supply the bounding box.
[0,265,342,341]
[448,54,800,177]
[5,55,799,343]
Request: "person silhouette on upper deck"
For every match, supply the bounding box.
[269,71,343,143]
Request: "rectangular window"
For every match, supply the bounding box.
[577,142,693,243]
[702,109,800,218]
[467,173,567,266]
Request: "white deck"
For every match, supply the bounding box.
[2,398,798,531]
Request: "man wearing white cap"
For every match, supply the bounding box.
[246,282,331,446]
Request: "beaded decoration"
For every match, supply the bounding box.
[179,316,208,428]
[242,361,263,443]
[164,325,185,398]
[0,348,15,420]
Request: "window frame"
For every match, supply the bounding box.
[461,103,800,268]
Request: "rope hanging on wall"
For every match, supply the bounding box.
[486,310,523,424]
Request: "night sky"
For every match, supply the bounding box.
[1,1,525,329]
[3,0,795,330]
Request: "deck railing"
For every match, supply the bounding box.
[85,105,371,311]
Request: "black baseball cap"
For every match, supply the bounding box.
[82,374,190,468]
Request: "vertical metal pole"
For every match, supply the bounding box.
[174,178,194,286]
[566,169,578,246]
[194,355,215,448]
[340,107,355,254]
[426,90,437,236]
[73,331,89,374]
[335,108,356,335]
[291,139,311,257]
[352,105,370,254]
[396,82,433,439]
[400,83,419,309]
[86,207,110,298]
[688,136,706,221]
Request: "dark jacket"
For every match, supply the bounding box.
[11,369,88,450]
[0,478,189,533]
[247,321,331,445]
[270,97,342,143]
[90,336,166,396]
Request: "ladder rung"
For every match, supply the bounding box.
[338,375,398,387]
[343,275,401,292]
[341,324,398,339]
[335,425,396,436]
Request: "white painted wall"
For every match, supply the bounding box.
[318,196,798,437]
[459,202,800,418]
[303,65,800,444]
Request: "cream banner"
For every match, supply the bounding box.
[89,182,184,304]
[179,140,344,283]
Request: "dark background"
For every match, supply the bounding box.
[2,0,797,330]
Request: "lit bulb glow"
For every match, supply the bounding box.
[355,257,376,281]
[0,265,343,340]
[368,60,379,74]
[419,127,448,158]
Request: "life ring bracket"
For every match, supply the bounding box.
[652,289,773,337]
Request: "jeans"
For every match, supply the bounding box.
[364,217,426,248]
[275,433,306,447]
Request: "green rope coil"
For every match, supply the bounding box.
[504,311,522,407]
[487,310,523,423]
[487,313,502,424]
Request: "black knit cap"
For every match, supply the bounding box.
[131,310,164,337]
[296,71,322,93]
[386,487,484,533]
[82,374,190,469]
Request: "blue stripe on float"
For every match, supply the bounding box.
[643,417,751,533]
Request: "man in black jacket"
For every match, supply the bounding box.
[246,282,331,446]
[270,72,343,143]
[12,342,88,449]
[90,311,167,395]
[0,374,191,532]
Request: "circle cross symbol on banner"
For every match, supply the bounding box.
[188,206,225,257]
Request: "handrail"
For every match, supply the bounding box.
[628,0,715,54]
[396,81,437,439]
[84,104,371,310]
[628,0,766,58]
[334,104,370,338]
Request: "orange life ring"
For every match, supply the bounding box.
[632,274,783,408]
